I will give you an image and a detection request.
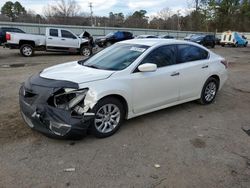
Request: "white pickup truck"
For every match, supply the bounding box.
[5,27,93,57]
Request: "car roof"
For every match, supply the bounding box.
[119,38,199,47]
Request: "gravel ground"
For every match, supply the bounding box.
[0,46,250,188]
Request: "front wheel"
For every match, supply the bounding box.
[80,46,92,57]
[20,44,34,57]
[91,97,125,138]
[199,77,219,105]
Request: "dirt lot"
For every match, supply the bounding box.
[0,46,250,188]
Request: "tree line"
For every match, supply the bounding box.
[0,0,250,32]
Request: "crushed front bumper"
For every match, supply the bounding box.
[19,74,95,139]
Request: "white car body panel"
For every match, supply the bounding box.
[40,39,228,119]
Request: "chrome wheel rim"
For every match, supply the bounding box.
[82,48,90,56]
[95,104,120,133]
[205,82,217,102]
[23,46,32,56]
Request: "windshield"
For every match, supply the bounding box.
[106,32,114,38]
[191,35,204,40]
[83,43,149,71]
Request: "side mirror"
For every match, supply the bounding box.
[138,63,157,72]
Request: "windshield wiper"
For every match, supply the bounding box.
[84,64,100,69]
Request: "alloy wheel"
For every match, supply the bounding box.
[204,82,217,102]
[94,104,121,133]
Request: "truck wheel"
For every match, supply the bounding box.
[80,46,92,57]
[20,44,34,57]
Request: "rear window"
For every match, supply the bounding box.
[177,44,208,63]
[50,29,58,37]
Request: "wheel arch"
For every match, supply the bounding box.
[19,40,35,47]
[210,74,220,88]
[96,94,129,119]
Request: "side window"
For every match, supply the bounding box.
[140,45,177,68]
[223,35,226,41]
[177,44,208,63]
[61,30,76,39]
[229,35,232,41]
[50,29,58,37]
[13,28,24,33]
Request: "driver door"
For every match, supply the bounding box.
[131,45,180,114]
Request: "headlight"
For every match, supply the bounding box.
[54,88,88,111]
[196,40,201,43]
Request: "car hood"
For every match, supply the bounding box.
[40,61,114,84]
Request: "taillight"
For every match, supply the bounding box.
[220,60,228,68]
[6,33,11,41]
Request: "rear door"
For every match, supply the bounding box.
[46,29,61,49]
[176,44,210,100]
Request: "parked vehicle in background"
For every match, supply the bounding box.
[95,31,133,47]
[220,31,248,47]
[136,35,158,39]
[0,27,25,46]
[184,34,196,40]
[19,39,227,139]
[215,36,221,45]
[190,35,216,48]
[159,35,175,39]
[5,28,93,57]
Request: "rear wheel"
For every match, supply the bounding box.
[199,77,219,105]
[20,44,34,57]
[91,97,125,138]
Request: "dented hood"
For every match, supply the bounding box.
[40,61,114,84]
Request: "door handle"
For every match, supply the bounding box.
[202,65,209,69]
[61,38,66,41]
[48,37,52,39]
[171,72,180,76]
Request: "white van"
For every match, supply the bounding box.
[220,31,248,47]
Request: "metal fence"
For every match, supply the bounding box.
[1,21,250,40]
[0,21,212,39]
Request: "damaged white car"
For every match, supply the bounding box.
[19,39,228,139]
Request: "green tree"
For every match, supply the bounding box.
[124,10,148,28]
[1,1,26,21]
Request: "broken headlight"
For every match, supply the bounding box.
[54,88,88,115]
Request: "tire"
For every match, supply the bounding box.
[20,44,34,57]
[80,46,92,57]
[90,97,125,138]
[221,44,225,47]
[234,43,238,48]
[199,77,219,105]
[244,42,248,47]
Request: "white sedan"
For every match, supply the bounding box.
[19,39,228,139]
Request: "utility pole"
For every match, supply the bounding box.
[177,9,181,31]
[89,2,94,26]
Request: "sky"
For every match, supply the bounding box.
[0,0,191,17]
